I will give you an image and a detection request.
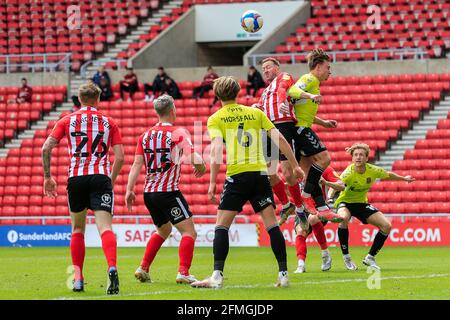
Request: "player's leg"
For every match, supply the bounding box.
[191,210,237,288]
[259,205,289,287]
[308,214,331,271]
[300,154,342,223]
[336,205,357,270]
[135,222,172,282]
[174,217,198,284]
[294,221,309,273]
[70,209,87,292]
[363,210,391,270]
[278,159,304,225]
[94,210,119,294]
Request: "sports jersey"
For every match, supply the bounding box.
[334,163,390,206]
[321,166,339,198]
[50,106,122,178]
[288,73,320,128]
[207,103,275,177]
[135,123,193,193]
[257,72,297,123]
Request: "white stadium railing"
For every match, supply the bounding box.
[80,58,128,80]
[247,48,429,66]
[0,53,71,73]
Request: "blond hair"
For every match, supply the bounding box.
[213,76,241,102]
[153,94,174,116]
[346,143,370,157]
[307,48,330,70]
[78,81,101,105]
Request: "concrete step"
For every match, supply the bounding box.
[391,144,413,150]
[384,150,407,156]
[402,135,426,140]
[414,120,441,125]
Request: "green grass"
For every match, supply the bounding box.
[0,246,449,300]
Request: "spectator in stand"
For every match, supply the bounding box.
[162,77,182,100]
[119,67,139,101]
[246,66,265,97]
[144,66,168,101]
[9,78,33,103]
[192,66,219,99]
[99,77,113,101]
[92,65,111,87]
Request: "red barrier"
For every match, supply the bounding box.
[258,220,450,247]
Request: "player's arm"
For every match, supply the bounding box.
[267,128,304,180]
[110,144,124,187]
[41,136,59,197]
[288,81,322,104]
[208,137,223,204]
[320,178,345,191]
[385,171,415,183]
[277,76,292,114]
[125,154,144,212]
[314,116,337,128]
[190,151,206,177]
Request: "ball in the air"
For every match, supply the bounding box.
[241,10,263,33]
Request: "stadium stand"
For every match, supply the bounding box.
[274,0,450,62]
[0,0,162,72]
[0,73,448,224]
[0,85,66,146]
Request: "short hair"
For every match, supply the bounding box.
[261,57,280,67]
[307,48,330,70]
[207,66,213,71]
[78,81,101,105]
[346,143,370,157]
[158,66,164,71]
[21,78,27,81]
[249,65,256,70]
[153,94,174,116]
[125,66,133,71]
[213,76,240,102]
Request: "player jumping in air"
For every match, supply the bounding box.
[191,77,304,288]
[253,57,306,225]
[335,143,415,270]
[126,95,206,284]
[42,82,124,294]
[294,165,345,273]
[288,48,343,225]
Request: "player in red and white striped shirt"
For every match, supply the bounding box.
[42,82,124,294]
[125,94,206,284]
[253,57,305,226]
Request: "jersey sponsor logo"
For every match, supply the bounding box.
[298,82,307,90]
[366,177,372,184]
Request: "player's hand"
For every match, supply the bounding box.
[319,177,326,186]
[404,175,415,183]
[125,190,136,212]
[293,166,304,180]
[43,177,57,198]
[251,103,260,109]
[323,120,337,128]
[310,94,322,104]
[193,162,206,178]
[279,102,290,114]
[207,184,217,204]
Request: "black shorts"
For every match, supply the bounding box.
[295,127,327,158]
[144,191,192,227]
[264,122,301,162]
[337,202,379,224]
[218,171,275,213]
[67,174,114,214]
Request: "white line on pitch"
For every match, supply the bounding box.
[54,273,450,300]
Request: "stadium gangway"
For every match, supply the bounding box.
[247,48,428,66]
[0,214,449,225]
[0,53,71,73]
[80,59,128,80]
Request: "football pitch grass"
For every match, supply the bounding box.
[1,246,449,300]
